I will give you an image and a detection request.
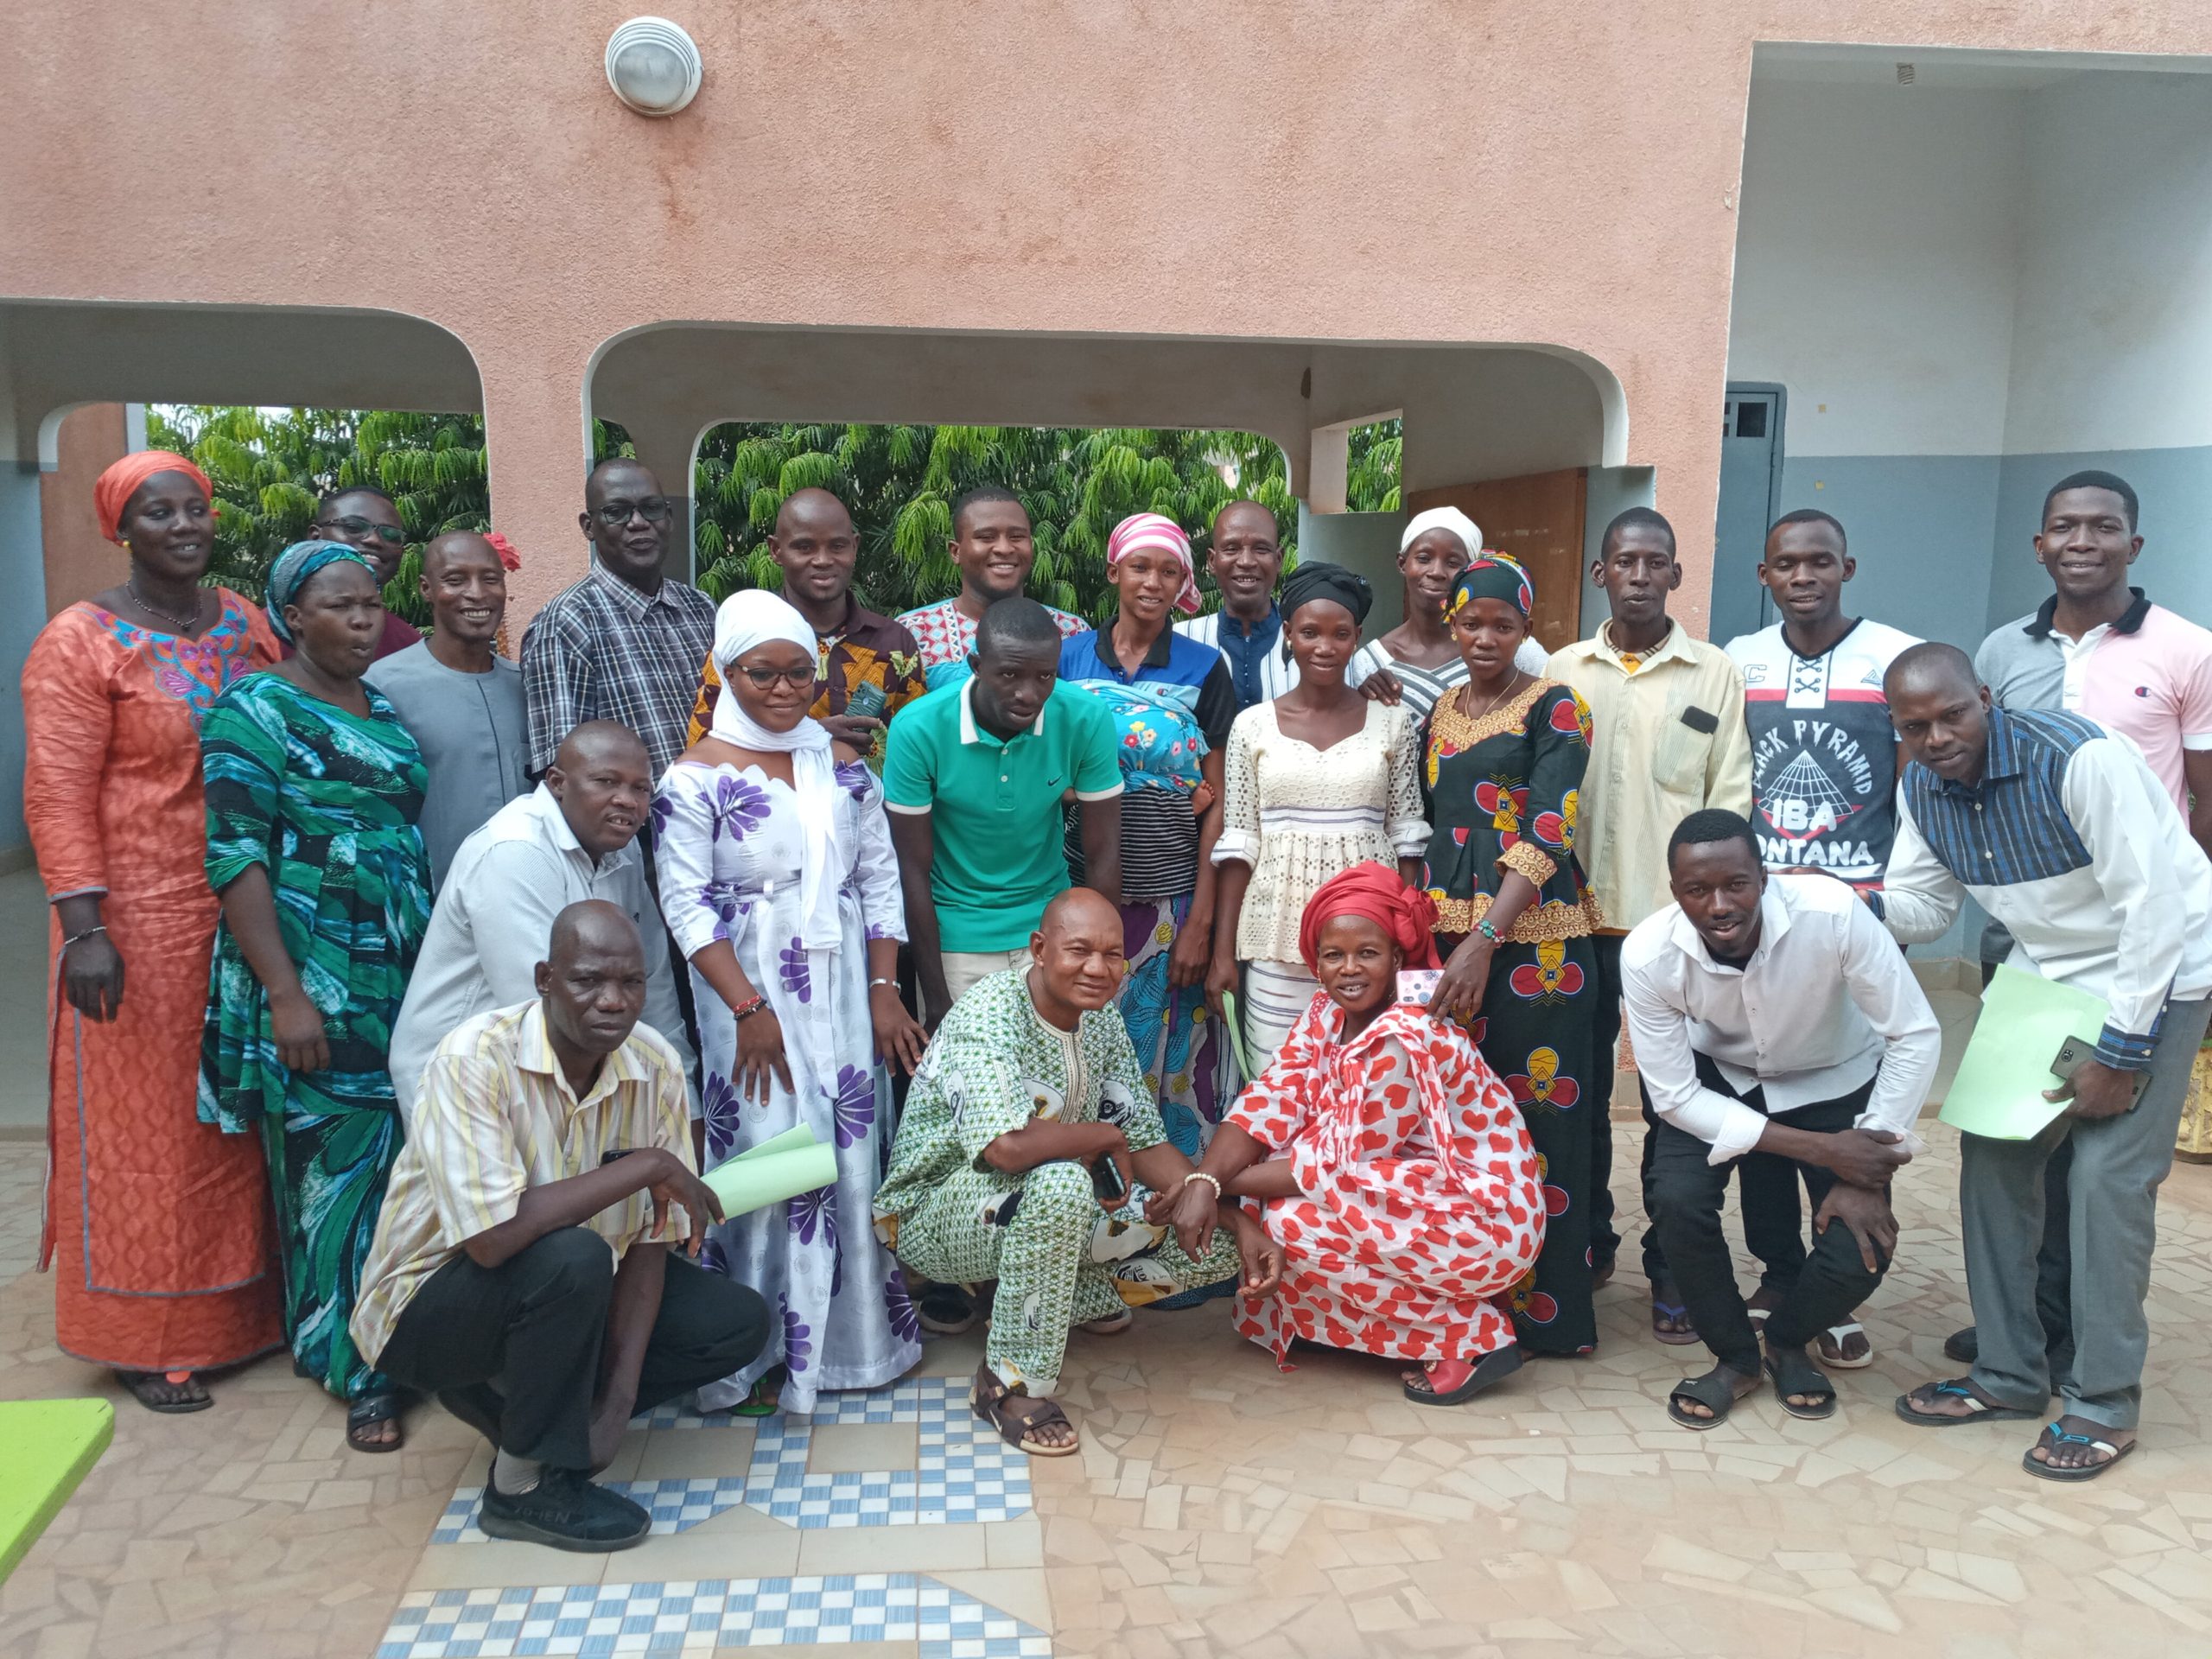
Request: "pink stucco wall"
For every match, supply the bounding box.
[8,2,2210,626]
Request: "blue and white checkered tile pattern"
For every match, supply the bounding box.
[373,1573,1052,1656]
[431,1379,1028,1543]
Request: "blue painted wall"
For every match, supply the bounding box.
[0,463,46,855]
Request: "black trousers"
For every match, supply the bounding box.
[377,1229,769,1471]
[1646,1057,1890,1377]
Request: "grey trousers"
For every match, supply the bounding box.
[1961,995,2210,1430]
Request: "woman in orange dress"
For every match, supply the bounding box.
[22,450,284,1412]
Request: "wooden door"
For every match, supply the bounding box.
[1406,467,1586,654]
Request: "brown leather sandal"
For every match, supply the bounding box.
[969,1366,1081,1457]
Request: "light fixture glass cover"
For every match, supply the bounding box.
[606,17,702,116]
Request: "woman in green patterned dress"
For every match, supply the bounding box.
[200,541,431,1452]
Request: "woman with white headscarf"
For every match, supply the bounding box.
[658,588,927,1414]
[1348,508,1549,723]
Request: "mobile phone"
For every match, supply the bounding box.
[844,681,887,721]
[1090,1155,1127,1205]
[2050,1036,2153,1107]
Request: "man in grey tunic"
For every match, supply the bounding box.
[366,531,530,887]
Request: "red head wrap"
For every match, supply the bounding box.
[94,450,214,543]
[1298,861,1442,977]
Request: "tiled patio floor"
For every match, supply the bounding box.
[6,1122,2212,1658]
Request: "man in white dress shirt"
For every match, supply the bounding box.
[1623,810,1938,1429]
[1878,642,2212,1480]
[388,721,696,1115]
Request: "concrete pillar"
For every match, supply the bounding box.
[39,403,130,617]
[479,336,601,628]
[1306,421,1353,515]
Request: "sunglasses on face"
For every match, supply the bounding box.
[736,664,817,690]
[318,515,405,545]
[594,498,673,526]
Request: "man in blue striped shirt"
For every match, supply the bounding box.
[1876,643,2212,1481]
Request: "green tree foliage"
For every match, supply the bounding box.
[144,408,1405,629]
[693,423,1306,626]
[148,407,632,626]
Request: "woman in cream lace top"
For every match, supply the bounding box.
[1207,563,1427,1066]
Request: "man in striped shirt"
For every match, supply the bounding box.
[352,901,765,1549]
[1878,644,2212,1481]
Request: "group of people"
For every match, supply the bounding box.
[24,439,2210,1552]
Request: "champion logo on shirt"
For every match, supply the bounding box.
[2136,685,2152,698]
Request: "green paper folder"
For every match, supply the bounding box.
[1938,963,2113,1141]
[0,1397,112,1581]
[1222,990,1257,1082]
[702,1131,838,1217]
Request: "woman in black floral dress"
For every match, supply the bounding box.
[1420,556,1605,1356]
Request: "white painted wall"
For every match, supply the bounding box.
[1727,79,2026,460]
[2004,72,2212,454]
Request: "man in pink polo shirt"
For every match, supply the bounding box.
[1948,469,2212,1373]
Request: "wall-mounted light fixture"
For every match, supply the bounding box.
[606,17,702,116]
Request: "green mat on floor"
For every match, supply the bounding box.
[0,1398,113,1581]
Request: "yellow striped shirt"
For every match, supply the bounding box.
[349,999,694,1365]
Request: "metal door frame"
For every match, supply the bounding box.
[1723,381,1788,629]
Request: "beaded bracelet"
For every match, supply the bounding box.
[1474,918,1501,944]
[62,925,108,949]
[732,995,769,1022]
[1181,1170,1224,1200]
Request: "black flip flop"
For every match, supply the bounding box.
[1893,1377,2041,1427]
[1667,1363,1758,1430]
[1404,1344,1523,1406]
[346,1391,406,1453]
[117,1369,213,1415]
[1650,1297,1700,1346]
[2023,1421,2138,1483]
[1763,1349,1838,1421]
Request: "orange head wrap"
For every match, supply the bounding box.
[1298,861,1442,977]
[94,450,214,544]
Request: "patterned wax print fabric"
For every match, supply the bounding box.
[1062,678,1236,1151]
[1227,997,1545,1364]
[1421,678,1604,1355]
[654,753,919,1412]
[685,597,926,772]
[893,596,1090,692]
[199,671,432,1401]
[873,969,1241,1394]
[22,594,286,1374]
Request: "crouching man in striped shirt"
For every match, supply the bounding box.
[350,899,766,1549]
[1878,643,2212,1482]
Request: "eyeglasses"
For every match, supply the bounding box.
[594,497,674,526]
[317,515,405,545]
[736,664,817,690]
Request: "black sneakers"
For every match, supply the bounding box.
[479,1466,652,1552]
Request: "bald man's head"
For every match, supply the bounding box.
[544,721,652,858]
[420,531,507,651]
[1028,887,1128,1016]
[1207,499,1285,617]
[1885,641,1993,785]
[537,899,649,1058]
[770,488,860,610]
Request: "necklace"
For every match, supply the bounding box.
[1463,671,1526,724]
[127,578,202,634]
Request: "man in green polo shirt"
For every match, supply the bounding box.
[886,598,1124,1027]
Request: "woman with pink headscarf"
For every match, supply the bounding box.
[1058,513,1241,1161]
[22,450,284,1414]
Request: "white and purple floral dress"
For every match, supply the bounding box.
[655,754,920,1412]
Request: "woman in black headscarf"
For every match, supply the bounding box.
[1418,555,1605,1357]
[1207,563,1429,1068]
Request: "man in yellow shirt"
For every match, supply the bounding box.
[351,900,764,1551]
[1545,507,1753,1330]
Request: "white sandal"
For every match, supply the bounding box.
[1817,1320,1874,1370]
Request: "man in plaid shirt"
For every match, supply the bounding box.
[522,458,717,781]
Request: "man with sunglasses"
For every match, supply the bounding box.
[522,458,719,782]
[306,485,423,663]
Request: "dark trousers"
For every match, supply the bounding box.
[1587,934,1626,1274]
[377,1229,769,1471]
[1646,1058,1890,1376]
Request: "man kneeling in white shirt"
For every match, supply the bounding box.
[1622,810,1941,1429]
[389,721,697,1116]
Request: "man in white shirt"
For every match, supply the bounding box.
[1623,810,1937,1429]
[389,721,696,1115]
[1878,642,2212,1480]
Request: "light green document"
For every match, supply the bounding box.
[1221,990,1257,1082]
[702,1127,838,1217]
[1937,963,2111,1140]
